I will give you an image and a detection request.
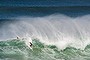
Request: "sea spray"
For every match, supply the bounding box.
[0,14,90,50]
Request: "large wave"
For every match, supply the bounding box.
[1,14,90,50]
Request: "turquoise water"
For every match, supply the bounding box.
[0,39,90,60]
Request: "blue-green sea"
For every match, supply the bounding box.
[0,39,90,60]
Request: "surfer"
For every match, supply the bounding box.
[29,42,33,47]
[17,37,19,39]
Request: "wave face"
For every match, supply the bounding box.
[0,39,90,60]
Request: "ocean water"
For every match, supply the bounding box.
[0,39,90,60]
[0,7,90,60]
[0,6,90,19]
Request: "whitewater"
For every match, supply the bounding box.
[0,14,90,60]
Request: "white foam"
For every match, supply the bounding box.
[1,14,90,50]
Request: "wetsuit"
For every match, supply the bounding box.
[30,42,32,47]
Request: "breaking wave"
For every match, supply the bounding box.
[1,14,90,50]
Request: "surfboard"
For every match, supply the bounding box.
[23,37,33,49]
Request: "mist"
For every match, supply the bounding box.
[0,14,90,50]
